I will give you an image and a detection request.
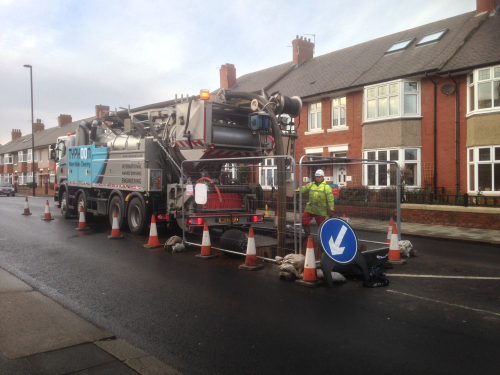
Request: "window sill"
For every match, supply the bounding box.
[305,129,324,135]
[466,108,500,119]
[362,115,422,125]
[327,126,349,132]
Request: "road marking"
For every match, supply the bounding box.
[388,274,500,280]
[387,290,500,317]
[329,225,347,255]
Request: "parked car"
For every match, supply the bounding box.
[0,183,15,197]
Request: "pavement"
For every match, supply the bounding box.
[0,267,181,375]
[258,209,500,246]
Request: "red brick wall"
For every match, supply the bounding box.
[402,208,500,230]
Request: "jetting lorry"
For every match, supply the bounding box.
[51,89,301,248]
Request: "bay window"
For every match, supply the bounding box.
[4,154,13,164]
[308,102,322,131]
[363,148,420,187]
[260,158,278,189]
[468,146,500,193]
[364,80,420,121]
[18,173,26,185]
[18,151,28,163]
[331,97,346,128]
[467,65,500,114]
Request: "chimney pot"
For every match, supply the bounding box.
[292,35,315,66]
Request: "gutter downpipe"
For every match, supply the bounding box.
[449,73,459,194]
[426,73,437,194]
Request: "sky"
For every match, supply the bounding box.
[0,0,477,145]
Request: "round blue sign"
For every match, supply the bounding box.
[318,218,358,264]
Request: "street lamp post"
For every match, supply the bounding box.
[23,64,35,197]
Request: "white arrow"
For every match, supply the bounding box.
[329,225,347,255]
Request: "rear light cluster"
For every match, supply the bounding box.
[156,214,168,221]
[249,215,263,223]
[188,218,204,225]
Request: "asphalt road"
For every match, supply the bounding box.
[1,196,500,375]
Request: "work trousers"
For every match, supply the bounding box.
[302,211,326,227]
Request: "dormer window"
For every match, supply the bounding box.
[386,38,414,53]
[416,29,448,46]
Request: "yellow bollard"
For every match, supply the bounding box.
[264,204,270,217]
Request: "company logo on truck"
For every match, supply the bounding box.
[69,147,92,169]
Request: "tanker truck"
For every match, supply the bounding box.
[51,90,301,242]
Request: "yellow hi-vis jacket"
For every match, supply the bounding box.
[301,180,335,216]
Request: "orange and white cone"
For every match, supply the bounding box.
[388,225,406,264]
[76,206,90,231]
[386,217,394,245]
[41,200,54,220]
[108,210,123,239]
[22,197,32,215]
[239,227,263,270]
[296,236,324,287]
[144,215,162,248]
[196,221,217,259]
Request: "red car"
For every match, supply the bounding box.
[0,183,15,197]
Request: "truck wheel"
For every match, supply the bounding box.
[109,196,126,230]
[61,191,69,219]
[77,193,93,222]
[127,197,148,235]
[219,229,248,257]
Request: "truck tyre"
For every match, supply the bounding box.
[61,191,70,219]
[109,196,126,230]
[219,229,248,257]
[77,192,93,222]
[127,197,148,235]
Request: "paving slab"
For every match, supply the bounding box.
[125,356,182,375]
[0,268,33,292]
[26,343,116,375]
[0,291,113,359]
[74,361,140,375]
[0,357,43,375]
[94,339,148,361]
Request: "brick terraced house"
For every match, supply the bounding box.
[218,0,500,197]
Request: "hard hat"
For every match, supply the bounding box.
[315,169,324,177]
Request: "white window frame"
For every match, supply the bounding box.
[363,147,421,188]
[259,158,278,190]
[329,97,347,132]
[364,79,421,122]
[27,149,37,162]
[4,154,13,164]
[467,145,500,194]
[222,163,237,179]
[0,155,3,165]
[467,65,500,116]
[18,150,28,163]
[18,172,26,185]
[308,102,322,132]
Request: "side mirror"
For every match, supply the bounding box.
[50,150,56,161]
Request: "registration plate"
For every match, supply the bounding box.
[218,217,239,223]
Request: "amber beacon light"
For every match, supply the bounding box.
[200,89,210,100]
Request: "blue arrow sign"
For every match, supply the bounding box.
[318,218,358,264]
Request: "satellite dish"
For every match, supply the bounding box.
[440,84,456,95]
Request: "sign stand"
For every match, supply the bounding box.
[318,218,390,288]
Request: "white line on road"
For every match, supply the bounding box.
[387,290,500,317]
[388,274,500,280]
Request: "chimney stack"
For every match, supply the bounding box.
[11,129,22,140]
[220,64,236,89]
[58,114,72,127]
[292,35,315,66]
[95,104,109,119]
[476,0,497,13]
[33,119,45,133]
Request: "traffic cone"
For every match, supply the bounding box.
[196,221,217,259]
[108,210,124,239]
[144,215,162,248]
[296,236,324,287]
[22,197,32,215]
[386,217,394,245]
[264,204,270,218]
[388,225,406,265]
[239,227,263,271]
[76,206,90,231]
[41,200,54,221]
